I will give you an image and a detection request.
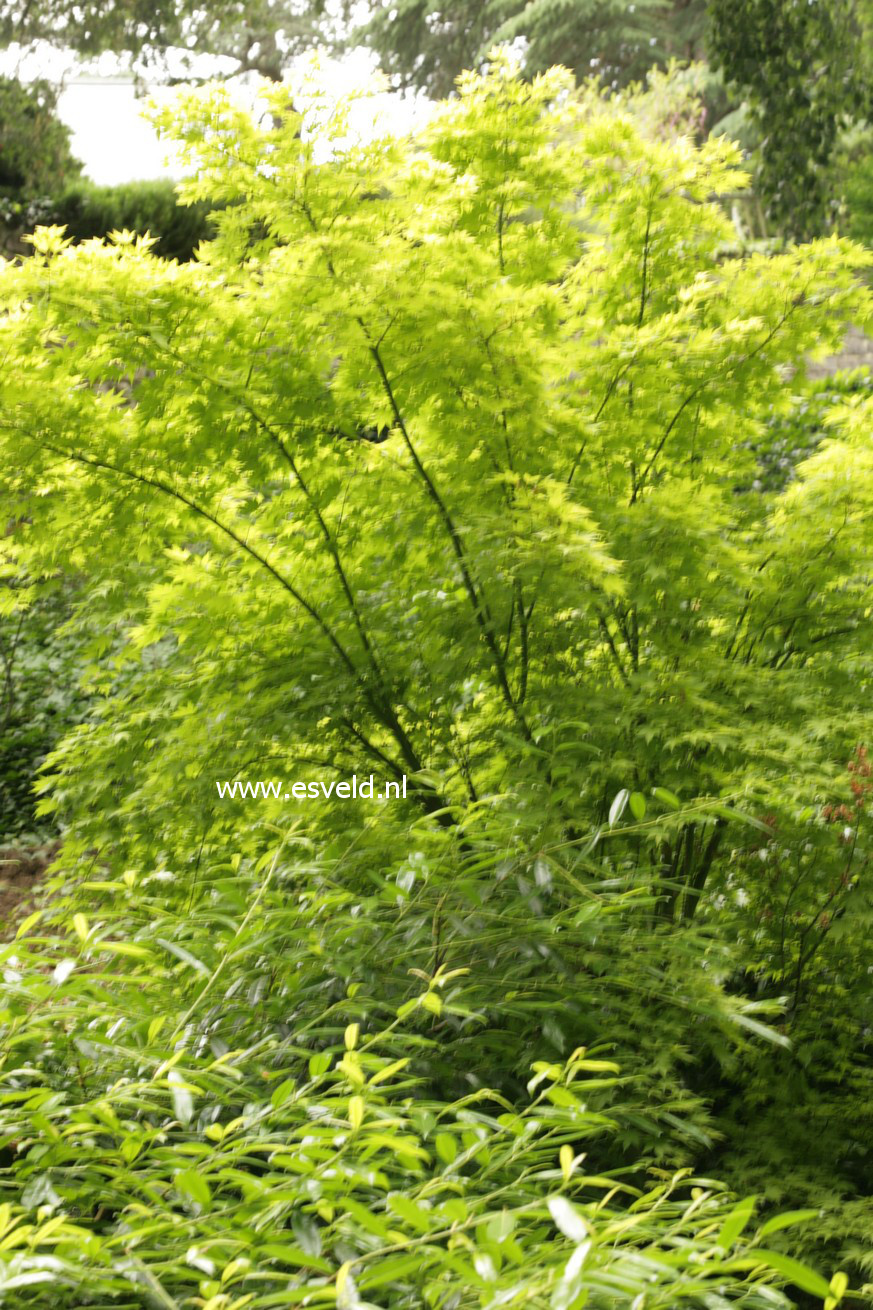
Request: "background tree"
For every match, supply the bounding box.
[0,0,710,90]
[4,0,869,245]
[0,74,80,197]
[349,0,708,99]
[708,0,871,240]
[0,0,335,81]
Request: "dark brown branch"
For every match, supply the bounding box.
[37,439,364,681]
[596,612,630,688]
[638,206,652,328]
[567,368,627,487]
[680,819,727,922]
[365,337,533,742]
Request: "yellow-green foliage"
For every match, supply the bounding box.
[0,54,871,1305]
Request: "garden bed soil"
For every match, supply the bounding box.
[0,843,59,935]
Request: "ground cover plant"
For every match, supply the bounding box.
[0,846,850,1308]
[0,53,871,1306]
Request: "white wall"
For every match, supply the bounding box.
[57,77,183,184]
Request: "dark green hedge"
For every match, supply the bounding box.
[0,178,218,262]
